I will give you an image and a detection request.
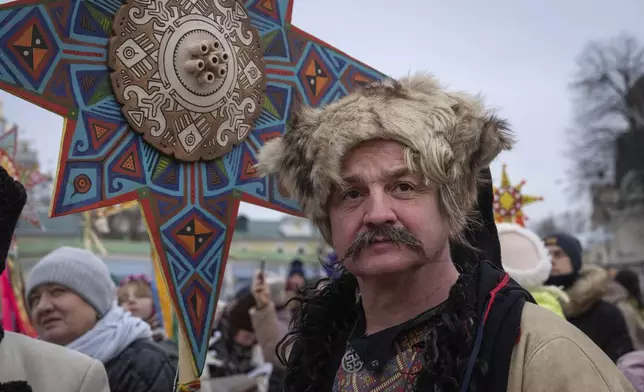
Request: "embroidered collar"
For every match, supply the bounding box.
[346,300,444,373]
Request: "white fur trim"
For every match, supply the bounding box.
[497,222,552,288]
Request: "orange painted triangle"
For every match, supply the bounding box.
[177,234,196,254]
[261,0,273,11]
[32,48,48,70]
[315,76,328,94]
[14,26,33,48]
[305,60,317,77]
[120,153,136,172]
[245,162,257,175]
[94,125,109,140]
[193,219,209,235]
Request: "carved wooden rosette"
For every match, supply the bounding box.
[108,0,266,162]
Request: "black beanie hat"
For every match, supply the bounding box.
[0,165,27,272]
[544,233,583,274]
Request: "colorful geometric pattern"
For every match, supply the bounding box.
[333,324,426,391]
[493,164,544,227]
[0,0,385,377]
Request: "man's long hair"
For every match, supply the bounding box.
[276,168,499,391]
[276,252,485,392]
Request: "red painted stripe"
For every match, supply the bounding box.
[289,25,380,74]
[285,0,294,23]
[266,67,294,76]
[62,49,104,58]
[483,273,510,324]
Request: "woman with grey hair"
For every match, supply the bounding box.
[26,247,177,392]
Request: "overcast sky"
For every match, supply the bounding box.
[1,0,642,223]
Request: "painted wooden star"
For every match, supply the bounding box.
[493,163,544,227]
[0,0,385,378]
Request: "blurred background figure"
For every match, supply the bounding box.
[618,350,644,392]
[117,274,177,354]
[605,269,644,350]
[545,233,634,362]
[26,247,177,392]
[615,270,644,319]
[205,290,271,392]
[497,222,569,317]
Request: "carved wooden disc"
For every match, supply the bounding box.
[108,0,266,162]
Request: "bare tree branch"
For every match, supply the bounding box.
[567,34,644,204]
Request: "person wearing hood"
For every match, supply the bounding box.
[604,270,644,350]
[497,223,569,317]
[26,247,178,392]
[0,166,110,392]
[257,73,634,392]
[545,233,634,362]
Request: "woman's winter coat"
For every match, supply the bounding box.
[66,306,178,392]
[0,330,110,392]
[563,266,634,362]
[104,338,178,392]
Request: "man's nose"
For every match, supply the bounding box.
[363,189,396,227]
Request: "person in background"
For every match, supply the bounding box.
[249,258,307,370]
[0,166,110,392]
[26,247,177,392]
[206,291,271,391]
[616,270,644,317]
[545,233,634,362]
[605,270,644,350]
[284,259,307,294]
[619,350,644,392]
[497,222,568,317]
[117,274,177,354]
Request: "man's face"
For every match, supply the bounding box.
[328,140,450,278]
[547,245,574,276]
[29,284,98,346]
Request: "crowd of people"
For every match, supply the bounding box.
[3,72,644,392]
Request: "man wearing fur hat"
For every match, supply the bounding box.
[545,232,633,362]
[0,166,109,392]
[257,74,634,391]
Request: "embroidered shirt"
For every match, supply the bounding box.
[332,304,442,391]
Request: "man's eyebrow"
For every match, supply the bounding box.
[341,166,412,184]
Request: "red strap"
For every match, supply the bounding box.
[483,273,510,324]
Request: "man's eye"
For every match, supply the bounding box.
[395,183,414,192]
[342,189,361,200]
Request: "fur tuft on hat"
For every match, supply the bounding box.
[257,72,514,243]
[497,223,551,288]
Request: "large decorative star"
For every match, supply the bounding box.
[0,0,384,382]
[493,163,543,227]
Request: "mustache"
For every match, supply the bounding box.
[342,225,425,261]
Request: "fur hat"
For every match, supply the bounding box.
[497,223,551,288]
[257,73,514,244]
